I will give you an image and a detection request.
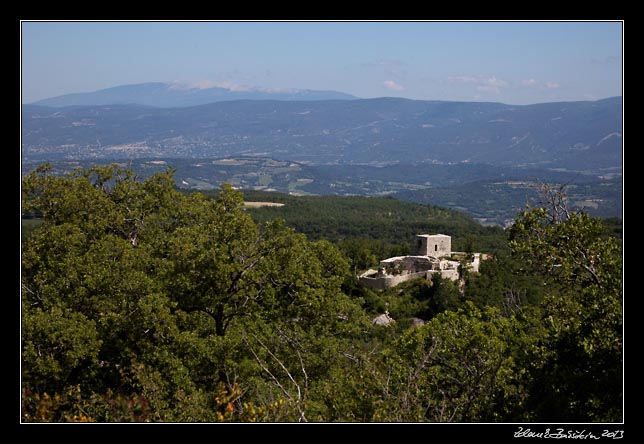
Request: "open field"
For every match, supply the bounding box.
[243,201,286,208]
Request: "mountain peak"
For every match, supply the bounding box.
[31,82,358,108]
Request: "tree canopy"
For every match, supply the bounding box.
[21,165,622,423]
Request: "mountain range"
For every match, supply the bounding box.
[22,84,623,224]
[23,94,622,171]
[31,82,357,108]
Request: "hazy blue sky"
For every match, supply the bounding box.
[21,21,623,105]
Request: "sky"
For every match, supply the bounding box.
[21,21,623,105]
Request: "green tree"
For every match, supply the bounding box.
[21,164,369,422]
[373,302,531,422]
[22,164,193,420]
[424,274,462,318]
[337,238,379,272]
[509,186,623,422]
[463,255,546,312]
[236,237,370,421]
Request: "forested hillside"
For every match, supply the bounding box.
[21,164,623,423]
[239,191,504,244]
[234,190,508,272]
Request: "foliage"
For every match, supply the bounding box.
[463,255,546,313]
[372,303,532,422]
[509,187,623,422]
[24,155,622,227]
[366,276,463,323]
[239,190,510,268]
[21,163,368,422]
[21,164,622,423]
[211,382,285,422]
[22,385,95,422]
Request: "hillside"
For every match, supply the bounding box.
[22,96,622,171]
[394,177,623,227]
[22,157,622,227]
[234,190,509,254]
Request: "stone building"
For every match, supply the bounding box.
[412,234,451,257]
[358,234,481,290]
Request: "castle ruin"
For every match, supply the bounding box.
[358,234,481,290]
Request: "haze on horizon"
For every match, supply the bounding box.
[21,21,622,106]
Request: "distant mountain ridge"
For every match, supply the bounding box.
[31,82,358,108]
[22,96,622,171]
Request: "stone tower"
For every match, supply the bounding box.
[412,234,451,257]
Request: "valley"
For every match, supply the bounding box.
[22,156,622,227]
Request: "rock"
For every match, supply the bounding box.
[372,312,395,326]
[409,317,426,328]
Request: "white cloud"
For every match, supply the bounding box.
[448,75,508,94]
[520,78,562,91]
[522,78,538,87]
[167,81,193,90]
[169,80,306,95]
[484,76,508,88]
[383,80,405,91]
[170,80,255,92]
[200,80,255,91]
[478,76,508,93]
[260,86,297,93]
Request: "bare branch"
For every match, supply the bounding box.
[502,287,524,316]
[245,334,309,422]
[297,349,308,393]
[537,181,571,224]
[243,337,293,402]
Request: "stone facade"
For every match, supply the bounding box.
[359,269,431,290]
[358,234,481,289]
[412,234,451,257]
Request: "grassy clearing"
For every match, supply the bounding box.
[243,202,286,208]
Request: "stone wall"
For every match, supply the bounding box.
[359,270,430,290]
[358,234,481,289]
[359,268,460,289]
[450,252,481,273]
[437,268,459,281]
[379,255,434,273]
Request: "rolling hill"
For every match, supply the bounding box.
[22,96,622,171]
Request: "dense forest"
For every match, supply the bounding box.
[239,190,509,272]
[20,164,623,423]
